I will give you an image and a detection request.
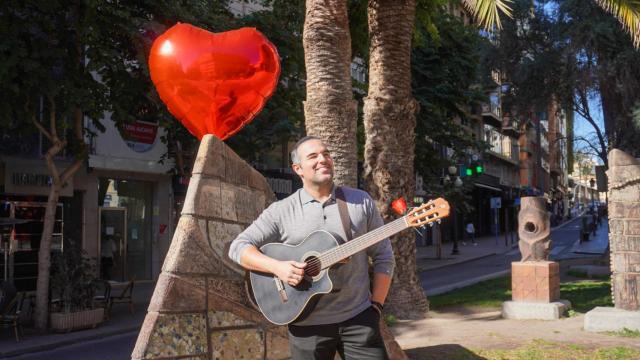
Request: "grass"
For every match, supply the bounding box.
[407,340,640,359]
[428,276,612,313]
[567,268,610,280]
[607,328,640,338]
[560,280,612,313]
[473,340,640,360]
[429,276,512,310]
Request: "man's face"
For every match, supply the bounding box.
[292,139,334,186]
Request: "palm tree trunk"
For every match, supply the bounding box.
[303,0,358,187]
[364,0,428,319]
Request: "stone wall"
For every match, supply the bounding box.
[607,149,640,311]
[132,135,289,359]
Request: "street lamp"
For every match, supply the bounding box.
[447,166,463,255]
[589,178,596,210]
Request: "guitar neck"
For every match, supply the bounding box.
[318,216,409,269]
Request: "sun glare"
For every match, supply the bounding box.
[160,40,174,55]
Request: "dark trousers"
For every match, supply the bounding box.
[288,307,388,360]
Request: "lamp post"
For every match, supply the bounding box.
[447,166,463,255]
[589,178,596,210]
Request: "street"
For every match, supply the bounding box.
[420,215,594,292]
[8,332,137,360]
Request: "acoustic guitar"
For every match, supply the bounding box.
[248,198,450,325]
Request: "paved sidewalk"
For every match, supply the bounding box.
[416,215,579,272]
[416,232,517,272]
[0,281,154,358]
[570,218,609,255]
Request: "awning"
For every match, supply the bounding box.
[474,183,502,192]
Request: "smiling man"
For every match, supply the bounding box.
[228,136,394,359]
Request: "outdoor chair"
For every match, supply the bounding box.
[108,278,134,318]
[92,279,112,320]
[0,291,25,342]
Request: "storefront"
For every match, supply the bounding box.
[0,156,83,291]
[85,116,173,282]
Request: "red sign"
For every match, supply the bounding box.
[119,121,158,153]
[159,224,167,235]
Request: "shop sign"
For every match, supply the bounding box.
[119,121,158,153]
[257,169,301,200]
[3,158,73,197]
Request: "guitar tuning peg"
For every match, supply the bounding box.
[436,219,441,224]
[429,222,434,227]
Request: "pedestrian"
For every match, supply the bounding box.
[100,234,118,280]
[465,221,477,246]
[228,136,394,360]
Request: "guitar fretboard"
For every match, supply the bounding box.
[317,217,408,269]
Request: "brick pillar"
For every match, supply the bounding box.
[607,149,640,311]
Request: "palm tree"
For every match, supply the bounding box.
[303,0,358,187]
[363,0,426,319]
[466,0,639,47]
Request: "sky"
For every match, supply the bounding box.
[572,93,606,165]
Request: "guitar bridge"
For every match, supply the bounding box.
[274,277,288,303]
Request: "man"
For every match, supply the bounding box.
[228,136,394,359]
[464,221,477,246]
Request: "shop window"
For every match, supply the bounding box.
[0,200,63,291]
[98,179,153,281]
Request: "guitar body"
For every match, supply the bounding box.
[249,230,339,325]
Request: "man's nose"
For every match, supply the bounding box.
[318,154,331,163]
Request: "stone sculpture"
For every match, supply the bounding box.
[504,196,568,320]
[607,149,640,311]
[132,135,288,359]
[518,196,551,262]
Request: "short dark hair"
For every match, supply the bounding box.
[290,136,322,164]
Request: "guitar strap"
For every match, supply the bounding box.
[335,186,352,242]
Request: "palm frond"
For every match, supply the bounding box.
[595,0,640,48]
[462,0,513,30]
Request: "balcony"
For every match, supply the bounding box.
[501,115,520,137]
[481,102,501,127]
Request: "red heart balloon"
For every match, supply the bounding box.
[149,24,280,140]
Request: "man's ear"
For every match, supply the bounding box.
[292,163,303,177]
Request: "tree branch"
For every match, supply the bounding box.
[574,88,608,166]
[48,96,59,141]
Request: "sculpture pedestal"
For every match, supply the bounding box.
[502,300,571,320]
[511,261,559,302]
[584,307,640,332]
[502,261,571,320]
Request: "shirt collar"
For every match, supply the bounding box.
[300,185,337,205]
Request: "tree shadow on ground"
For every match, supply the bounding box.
[405,344,487,360]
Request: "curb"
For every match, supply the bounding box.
[426,269,511,296]
[418,251,501,273]
[0,325,140,358]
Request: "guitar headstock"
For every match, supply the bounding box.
[406,198,450,228]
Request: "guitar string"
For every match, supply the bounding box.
[318,208,439,266]
[302,209,439,274]
[302,218,405,271]
[304,210,436,270]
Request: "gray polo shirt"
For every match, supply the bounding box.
[228,185,395,326]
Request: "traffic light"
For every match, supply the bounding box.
[462,162,484,177]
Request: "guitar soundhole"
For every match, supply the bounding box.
[304,255,321,277]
